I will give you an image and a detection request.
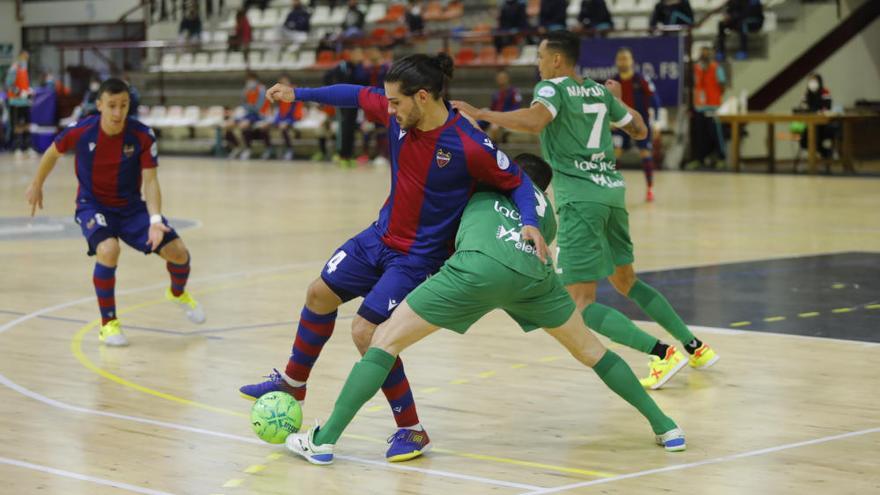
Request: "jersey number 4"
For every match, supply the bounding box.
[582,103,607,150]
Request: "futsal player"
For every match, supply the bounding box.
[611,47,661,202]
[285,154,685,465]
[239,53,547,461]
[24,78,206,347]
[453,31,718,390]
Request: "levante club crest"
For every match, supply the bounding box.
[435,149,452,168]
[123,143,136,158]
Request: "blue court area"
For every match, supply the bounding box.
[599,252,880,343]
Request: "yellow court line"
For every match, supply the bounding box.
[831,307,854,314]
[265,453,284,461]
[866,304,880,310]
[798,312,820,318]
[222,478,243,488]
[450,378,470,385]
[243,464,266,474]
[365,405,385,413]
[420,387,441,394]
[539,356,561,363]
[511,363,528,369]
[763,316,786,322]
[67,276,617,480]
[730,321,751,327]
[478,371,497,378]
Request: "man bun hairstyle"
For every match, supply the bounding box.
[97,78,130,99]
[543,30,580,65]
[514,153,553,191]
[385,52,454,99]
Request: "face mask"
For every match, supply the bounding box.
[807,80,819,92]
[246,80,257,89]
[90,82,100,92]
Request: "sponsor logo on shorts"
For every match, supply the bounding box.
[496,224,540,256]
[435,149,451,168]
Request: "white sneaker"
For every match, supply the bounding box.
[282,150,294,161]
[655,426,686,452]
[239,149,251,161]
[165,289,206,324]
[14,149,23,159]
[286,421,335,465]
[26,148,37,159]
[371,156,390,167]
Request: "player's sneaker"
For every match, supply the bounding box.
[688,343,720,369]
[286,421,335,465]
[239,149,251,160]
[165,289,206,324]
[639,346,687,390]
[646,187,655,202]
[655,426,686,452]
[99,319,129,347]
[282,149,294,161]
[385,428,431,462]
[239,368,305,401]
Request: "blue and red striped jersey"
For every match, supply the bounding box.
[612,73,661,122]
[54,115,158,209]
[296,84,538,260]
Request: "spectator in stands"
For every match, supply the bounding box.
[495,0,530,55]
[539,0,568,32]
[229,9,253,55]
[270,74,305,160]
[179,0,203,43]
[341,0,367,38]
[797,73,834,160]
[225,72,270,160]
[611,47,661,202]
[716,0,764,60]
[690,45,727,169]
[649,0,694,29]
[405,0,425,35]
[324,47,368,167]
[5,50,33,158]
[280,0,311,45]
[80,76,102,117]
[362,47,391,165]
[576,0,614,32]
[480,70,522,143]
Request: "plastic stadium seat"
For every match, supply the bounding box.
[249,51,267,68]
[455,47,476,65]
[442,2,464,20]
[613,0,639,14]
[226,51,247,70]
[208,51,227,70]
[190,52,211,71]
[476,46,496,65]
[312,6,332,26]
[763,11,777,32]
[567,0,580,15]
[499,45,519,63]
[174,53,195,72]
[423,1,443,21]
[160,53,177,72]
[295,51,315,68]
[213,30,229,43]
[220,12,236,29]
[263,28,280,42]
[380,4,406,23]
[366,3,386,23]
[392,25,407,38]
[260,9,280,28]
[157,106,183,127]
[691,0,710,10]
[256,51,280,69]
[247,9,263,27]
[627,16,650,30]
[197,106,225,128]
[280,51,299,69]
[329,6,347,25]
[465,23,492,44]
[315,51,337,68]
[144,106,167,127]
[512,44,537,65]
[371,27,390,43]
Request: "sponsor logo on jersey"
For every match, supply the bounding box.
[436,149,452,168]
[537,85,556,98]
[496,150,510,170]
[151,141,158,158]
[399,129,407,140]
[482,138,495,149]
[123,143,135,158]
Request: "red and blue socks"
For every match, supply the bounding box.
[381,357,420,428]
[93,263,117,325]
[285,307,338,401]
[167,255,191,297]
[642,156,654,187]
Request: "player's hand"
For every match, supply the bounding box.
[266,83,295,103]
[451,100,485,121]
[604,79,623,100]
[146,222,171,252]
[25,183,44,217]
[521,225,549,264]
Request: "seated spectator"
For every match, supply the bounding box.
[539,0,569,32]
[577,0,614,32]
[797,73,834,160]
[495,0,529,55]
[280,0,311,45]
[268,74,305,160]
[341,0,366,38]
[481,70,522,143]
[362,47,391,164]
[224,72,271,160]
[179,0,203,43]
[650,0,694,29]
[5,50,34,158]
[717,0,763,60]
[229,9,253,54]
[405,0,425,35]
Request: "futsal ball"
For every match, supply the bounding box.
[250,391,303,444]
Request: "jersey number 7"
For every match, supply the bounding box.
[582,103,608,150]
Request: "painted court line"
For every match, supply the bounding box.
[519,427,880,495]
[0,456,176,495]
[0,373,540,492]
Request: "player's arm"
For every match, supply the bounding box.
[142,168,171,252]
[451,101,552,134]
[25,144,64,216]
[266,83,388,125]
[604,80,648,140]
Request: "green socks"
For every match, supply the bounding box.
[313,347,396,446]
[582,303,659,354]
[627,280,697,346]
[593,351,676,434]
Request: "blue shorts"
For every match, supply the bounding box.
[320,226,445,325]
[75,201,179,256]
[613,127,653,151]
[236,112,264,124]
[274,115,295,126]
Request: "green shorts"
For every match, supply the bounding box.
[556,201,634,285]
[406,251,576,333]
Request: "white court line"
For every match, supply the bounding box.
[0,365,540,491]
[0,456,176,495]
[519,427,880,495]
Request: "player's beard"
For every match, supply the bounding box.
[398,103,422,130]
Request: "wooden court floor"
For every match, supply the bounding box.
[1,155,878,495]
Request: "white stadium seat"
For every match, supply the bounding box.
[281,52,299,69]
[190,52,211,71]
[173,53,194,72]
[366,4,386,23]
[196,106,226,128]
[226,51,247,70]
[295,51,316,69]
[160,52,177,72]
[311,6,331,26]
[208,51,227,71]
[627,16,650,31]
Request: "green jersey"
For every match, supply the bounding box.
[455,187,556,280]
[532,76,633,208]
